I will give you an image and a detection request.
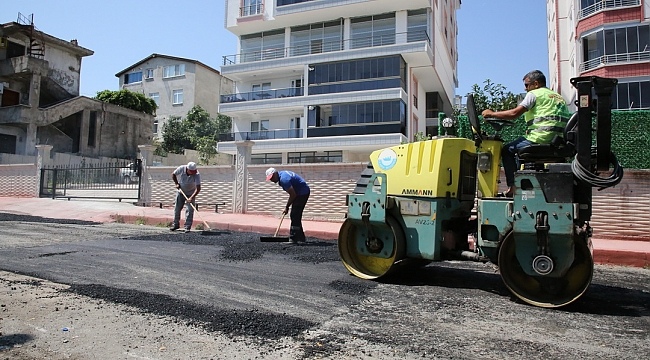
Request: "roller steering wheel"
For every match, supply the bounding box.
[483,118,514,132]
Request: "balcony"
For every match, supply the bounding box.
[580,50,650,72]
[222,30,430,65]
[218,128,303,142]
[221,87,304,104]
[578,0,640,19]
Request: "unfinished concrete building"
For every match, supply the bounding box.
[0,14,153,157]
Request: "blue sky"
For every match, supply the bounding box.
[3,1,549,99]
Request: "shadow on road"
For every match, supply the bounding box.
[0,333,34,349]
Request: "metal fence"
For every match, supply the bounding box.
[40,159,141,201]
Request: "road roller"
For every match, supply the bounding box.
[338,76,623,308]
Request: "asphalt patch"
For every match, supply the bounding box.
[66,283,316,339]
[126,231,341,264]
[0,212,100,226]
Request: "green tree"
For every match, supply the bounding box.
[156,106,232,164]
[95,89,157,115]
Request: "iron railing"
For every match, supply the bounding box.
[223,30,430,65]
[221,87,304,103]
[218,129,303,142]
[39,159,141,200]
[580,50,650,71]
[578,0,640,19]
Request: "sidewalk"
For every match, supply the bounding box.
[0,197,647,268]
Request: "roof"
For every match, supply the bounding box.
[114,53,221,77]
[1,21,94,57]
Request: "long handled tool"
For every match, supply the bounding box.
[260,212,290,242]
[178,189,219,235]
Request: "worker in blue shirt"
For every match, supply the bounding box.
[265,167,310,243]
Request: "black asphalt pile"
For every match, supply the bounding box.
[66,283,316,339]
[0,212,100,225]
[127,231,341,264]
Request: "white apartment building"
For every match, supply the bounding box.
[116,53,233,139]
[547,0,650,110]
[217,0,461,164]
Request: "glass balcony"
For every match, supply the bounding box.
[220,87,304,103]
[218,128,303,142]
[222,30,430,65]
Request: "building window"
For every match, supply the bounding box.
[251,153,282,164]
[124,71,142,84]
[613,81,650,110]
[163,64,185,78]
[290,20,343,56]
[241,29,285,63]
[288,151,342,163]
[308,100,406,127]
[308,55,407,95]
[172,89,183,105]
[149,92,160,105]
[350,13,395,49]
[144,68,154,79]
[241,0,262,16]
[407,9,429,42]
[153,119,159,134]
[87,111,97,147]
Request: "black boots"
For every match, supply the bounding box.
[289,226,306,243]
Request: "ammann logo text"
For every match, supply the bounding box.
[402,189,433,196]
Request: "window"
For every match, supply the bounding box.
[407,9,429,42]
[251,153,282,164]
[350,13,396,49]
[287,151,342,163]
[172,89,183,105]
[252,83,271,100]
[250,120,270,140]
[613,81,650,110]
[87,111,97,147]
[144,68,154,79]
[153,119,159,134]
[124,71,142,84]
[163,64,185,78]
[241,29,285,62]
[242,0,262,16]
[290,21,343,56]
[149,92,160,105]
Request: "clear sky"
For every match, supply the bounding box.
[3,0,549,99]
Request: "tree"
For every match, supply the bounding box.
[95,89,157,115]
[468,79,520,113]
[156,106,232,164]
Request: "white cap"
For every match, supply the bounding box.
[265,167,276,181]
[187,162,198,173]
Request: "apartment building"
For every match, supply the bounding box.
[0,14,152,157]
[547,0,650,110]
[217,0,461,164]
[116,54,233,139]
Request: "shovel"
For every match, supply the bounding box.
[178,189,220,235]
[260,213,290,242]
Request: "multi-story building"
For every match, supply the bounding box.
[217,0,461,164]
[547,0,649,110]
[0,14,152,157]
[116,54,233,139]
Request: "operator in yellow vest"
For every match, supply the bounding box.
[482,70,571,197]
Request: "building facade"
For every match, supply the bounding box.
[547,0,650,110]
[116,54,234,139]
[217,0,461,164]
[0,14,152,157]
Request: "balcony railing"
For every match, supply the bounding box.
[220,87,304,103]
[580,50,650,72]
[223,30,430,65]
[578,0,640,19]
[218,128,303,142]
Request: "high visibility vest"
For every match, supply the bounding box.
[524,87,571,144]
